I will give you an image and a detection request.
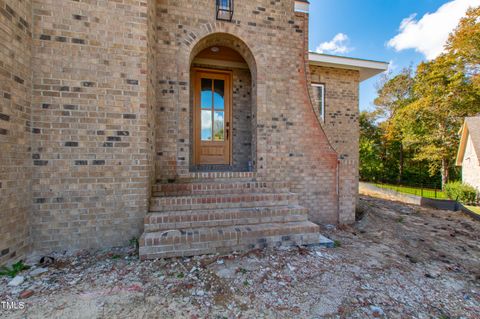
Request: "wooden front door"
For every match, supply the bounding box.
[193,69,232,165]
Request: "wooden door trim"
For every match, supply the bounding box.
[192,68,233,166]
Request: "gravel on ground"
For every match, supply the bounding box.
[1,195,479,318]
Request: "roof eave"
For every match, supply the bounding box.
[308,52,389,82]
[456,122,469,166]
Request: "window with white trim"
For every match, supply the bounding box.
[312,83,325,121]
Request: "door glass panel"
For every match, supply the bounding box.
[213,111,225,141]
[201,78,212,108]
[213,80,224,110]
[201,110,212,141]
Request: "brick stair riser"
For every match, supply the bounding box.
[150,193,298,212]
[152,182,290,196]
[145,206,308,225]
[144,206,308,230]
[176,172,256,181]
[144,214,307,232]
[141,175,320,260]
[141,223,318,247]
[139,232,320,259]
[153,188,290,197]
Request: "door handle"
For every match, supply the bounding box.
[226,122,230,140]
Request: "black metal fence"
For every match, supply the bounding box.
[373,182,447,199]
[364,182,480,216]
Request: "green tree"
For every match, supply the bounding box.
[359,8,479,188]
[359,111,383,181]
[446,6,480,87]
[397,53,480,189]
[374,68,415,121]
[373,68,415,182]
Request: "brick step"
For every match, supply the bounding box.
[144,205,309,232]
[152,181,290,196]
[149,192,298,212]
[174,171,257,183]
[162,172,257,184]
[139,221,320,259]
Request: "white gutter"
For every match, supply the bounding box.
[309,52,389,82]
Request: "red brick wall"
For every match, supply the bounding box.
[29,0,156,251]
[0,0,33,265]
[0,0,361,261]
[308,65,360,223]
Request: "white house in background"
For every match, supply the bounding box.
[456,116,480,191]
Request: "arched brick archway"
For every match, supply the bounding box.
[153,19,340,224]
[175,24,261,80]
[188,32,258,81]
[176,31,261,173]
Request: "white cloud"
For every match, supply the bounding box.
[201,111,212,130]
[316,33,353,55]
[386,60,397,74]
[388,0,480,60]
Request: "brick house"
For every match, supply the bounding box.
[0,0,387,264]
[456,116,480,191]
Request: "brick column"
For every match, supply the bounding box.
[0,0,33,265]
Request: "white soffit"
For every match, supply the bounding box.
[309,52,389,82]
[294,1,309,13]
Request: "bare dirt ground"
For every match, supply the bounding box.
[1,195,479,318]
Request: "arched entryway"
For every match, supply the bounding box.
[188,33,257,172]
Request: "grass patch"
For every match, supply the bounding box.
[374,183,447,199]
[237,267,248,275]
[465,205,480,215]
[0,261,30,278]
[129,237,139,256]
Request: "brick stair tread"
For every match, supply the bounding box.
[140,220,320,248]
[152,181,289,196]
[146,204,307,220]
[149,192,297,211]
[144,205,309,231]
[152,181,289,187]
[176,172,256,181]
[153,189,290,197]
[150,192,296,202]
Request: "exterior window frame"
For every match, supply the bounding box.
[216,0,234,22]
[312,83,325,122]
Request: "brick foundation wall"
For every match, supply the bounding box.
[308,65,360,223]
[29,0,156,251]
[154,0,342,224]
[0,0,33,265]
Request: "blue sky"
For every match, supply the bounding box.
[308,0,479,111]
